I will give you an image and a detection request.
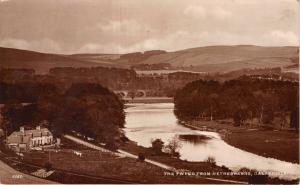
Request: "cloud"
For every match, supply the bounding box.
[0,0,298,54]
[0,38,30,50]
[212,7,232,20]
[111,31,189,53]
[127,29,299,53]
[183,5,207,18]
[0,38,62,53]
[79,42,130,54]
[34,39,62,53]
[269,30,298,45]
[184,5,232,20]
[96,20,149,36]
[78,28,299,54]
[78,43,104,53]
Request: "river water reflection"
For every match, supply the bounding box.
[124,103,300,180]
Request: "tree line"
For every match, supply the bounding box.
[1,81,125,146]
[174,76,299,129]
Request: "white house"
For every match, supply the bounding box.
[7,126,53,152]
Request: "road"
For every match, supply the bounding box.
[64,134,247,184]
[0,160,55,184]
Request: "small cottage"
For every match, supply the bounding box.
[7,126,53,152]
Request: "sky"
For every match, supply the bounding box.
[0,0,298,54]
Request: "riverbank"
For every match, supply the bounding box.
[63,134,299,183]
[183,120,299,163]
[119,140,298,184]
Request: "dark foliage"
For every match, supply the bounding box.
[34,83,125,143]
[1,103,37,134]
[0,82,58,103]
[0,81,125,144]
[65,83,111,97]
[137,153,145,162]
[151,139,164,154]
[290,106,299,130]
[174,76,299,128]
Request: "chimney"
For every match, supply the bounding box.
[20,127,24,133]
[36,126,41,130]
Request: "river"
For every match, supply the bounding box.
[124,103,300,180]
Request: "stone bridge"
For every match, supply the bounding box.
[114,90,147,99]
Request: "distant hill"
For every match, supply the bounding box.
[69,53,122,67]
[0,47,102,73]
[70,45,298,73]
[0,45,298,74]
[138,45,298,72]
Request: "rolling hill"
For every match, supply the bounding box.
[0,45,298,74]
[137,45,298,72]
[68,45,299,73]
[0,47,103,73]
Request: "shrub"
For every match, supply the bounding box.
[104,141,118,151]
[138,153,145,162]
[151,138,164,154]
[205,156,216,166]
[163,136,182,158]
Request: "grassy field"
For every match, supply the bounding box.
[185,120,299,163]
[20,139,220,184]
[225,130,299,163]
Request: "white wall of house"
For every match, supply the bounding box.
[30,136,53,147]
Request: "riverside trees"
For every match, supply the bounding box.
[1,81,125,144]
[35,83,125,143]
[174,76,299,128]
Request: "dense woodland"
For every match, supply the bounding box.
[1,67,296,98]
[0,76,125,145]
[174,76,299,129]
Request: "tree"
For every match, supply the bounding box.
[290,107,299,130]
[138,153,145,162]
[164,136,182,158]
[1,103,37,134]
[33,83,125,144]
[174,77,298,129]
[205,156,216,166]
[208,93,219,121]
[233,108,248,126]
[105,140,118,151]
[262,110,274,125]
[233,111,242,126]
[151,139,164,154]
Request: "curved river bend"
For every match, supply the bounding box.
[124,103,300,180]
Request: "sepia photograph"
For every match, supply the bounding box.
[0,0,299,184]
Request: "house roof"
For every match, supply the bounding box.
[7,134,32,144]
[7,127,52,144]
